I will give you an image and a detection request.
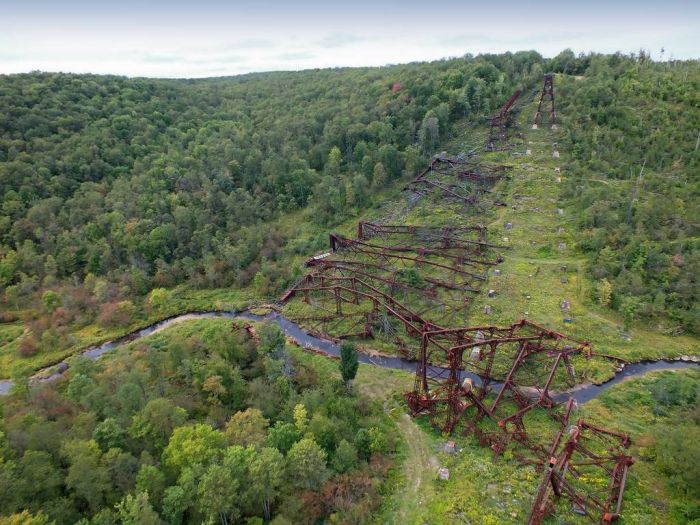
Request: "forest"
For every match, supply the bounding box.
[2,52,697,386]
[558,54,700,334]
[0,318,395,524]
[0,52,544,376]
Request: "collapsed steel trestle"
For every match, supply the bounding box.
[279,155,631,524]
[406,155,509,204]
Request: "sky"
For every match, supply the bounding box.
[1,0,698,78]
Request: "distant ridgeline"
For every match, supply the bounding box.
[0,54,538,296]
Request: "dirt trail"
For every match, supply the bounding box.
[355,367,438,525]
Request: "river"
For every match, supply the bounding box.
[1,310,698,401]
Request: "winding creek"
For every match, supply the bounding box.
[1,310,698,401]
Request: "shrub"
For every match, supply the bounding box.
[18,335,39,357]
[97,300,136,328]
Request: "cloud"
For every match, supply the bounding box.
[140,52,248,65]
[141,54,182,64]
[276,51,315,61]
[225,38,277,50]
[436,30,587,49]
[318,33,364,48]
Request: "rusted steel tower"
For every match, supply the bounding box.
[486,89,522,150]
[534,74,556,126]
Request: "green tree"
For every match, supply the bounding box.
[116,492,163,525]
[293,404,308,433]
[93,418,128,451]
[331,439,358,473]
[266,422,300,454]
[0,250,17,286]
[162,424,226,475]
[103,448,139,498]
[198,463,239,525]
[0,511,54,525]
[249,447,285,521]
[620,296,642,332]
[286,438,329,490]
[354,428,371,460]
[418,114,439,154]
[4,285,19,310]
[367,427,386,455]
[147,288,170,311]
[62,439,110,512]
[40,290,61,313]
[135,465,166,508]
[224,408,269,449]
[130,398,187,452]
[18,451,62,504]
[258,322,286,356]
[326,146,342,176]
[339,341,359,391]
[161,486,187,525]
[598,278,613,307]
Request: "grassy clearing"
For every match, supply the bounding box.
[578,369,700,524]
[384,79,700,525]
[462,82,699,377]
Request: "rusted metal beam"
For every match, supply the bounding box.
[487,89,522,150]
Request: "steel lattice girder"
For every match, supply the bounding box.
[328,234,498,275]
[406,155,510,203]
[534,73,556,125]
[487,89,522,150]
[404,320,591,439]
[281,219,504,334]
[527,414,634,525]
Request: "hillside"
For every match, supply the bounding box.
[0,53,541,376]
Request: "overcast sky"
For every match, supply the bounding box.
[2,0,698,78]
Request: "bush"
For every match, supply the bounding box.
[18,335,39,357]
[97,300,136,328]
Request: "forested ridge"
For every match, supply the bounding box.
[0,53,542,370]
[558,55,700,333]
[0,50,698,381]
[0,56,535,292]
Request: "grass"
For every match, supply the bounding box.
[462,81,699,378]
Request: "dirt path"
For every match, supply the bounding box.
[355,366,438,525]
[392,413,440,524]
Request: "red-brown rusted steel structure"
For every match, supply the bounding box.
[282,222,503,344]
[402,320,633,524]
[527,417,633,524]
[280,154,633,523]
[406,155,510,204]
[534,74,556,126]
[486,89,522,151]
[404,320,590,440]
[280,219,505,340]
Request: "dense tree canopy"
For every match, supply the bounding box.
[557,53,700,333]
[0,54,539,297]
[0,319,396,524]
